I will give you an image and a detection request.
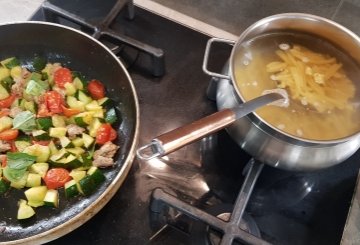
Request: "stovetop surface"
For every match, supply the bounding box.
[29,1,360,244]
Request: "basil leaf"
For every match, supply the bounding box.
[6,152,36,170]
[3,167,27,182]
[13,111,36,132]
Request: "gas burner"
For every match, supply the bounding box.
[190,204,261,245]
[41,0,165,76]
[149,159,271,245]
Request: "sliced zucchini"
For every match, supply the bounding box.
[25,186,47,207]
[66,96,85,111]
[71,137,84,147]
[82,133,94,148]
[67,147,85,156]
[69,169,86,182]
[29,162,49,178]
[85,100,102,111]
[14,140,31,152]
[33,57,47,72]
[92,109,104,118]
[65,179,79,198]
[23,100,37,114]
[87,167,106,186]
[37,117,53,130]
[64,82,76,96]
[17,199,35,220]
[48,140,59,155]
[49,127,67,138]
[10,66,22,79]
[49,148,68,162]
[25,79,45,96]
[1,76,14,92]
[25,173,42,187]
[1,57,20,69]
[51,115,66,127]
[10,172,28,189]
[32,130,51,141]
[0,83,9,100]
[0,116,12,132]
[105,108,117,124]
[59,136,72,148]
[43,189,59,208]
[0,67,10,82]
[88,118,102,137]
[55,154,82,169]
[77,90,92,104]
[77,175,96,196]
[73,77,84,90]
[23,144,50,163]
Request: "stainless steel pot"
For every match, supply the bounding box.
[137,13,360,171]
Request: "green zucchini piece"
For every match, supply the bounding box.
[0,116,12,132]
[105,108,117,124]
[51,115,66,127]
[17,199,35,220]
[10,172,28,189]
[37,117,53,130]
[1,76,14,92]
[69,169,86,182]
[23,101,37,114]
[65,179,79,198]
[1,57,20,69]
[49,127,67,138]
[33,57,47,72]
[77,175,96,196]
[24,186,47,207]
[0,83,9,100]
[77,90,92,104]
[14,140,31,152]
[67,147,85,156]
[82,133,94,148]
[73,77,84,90]
[0,67,10,81]
[0,178,10,194]
[64,82,76,96]
[87,167,106,186]
[71,137,84,147]
[88,118,102,137]
[32,130,51,141]
[23,144,51,163]
[10,66,22,79]
[43,189,59,208]
[29,162,49,178]
[25,173,42,187]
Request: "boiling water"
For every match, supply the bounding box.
[233,32,360,140]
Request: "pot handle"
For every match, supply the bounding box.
[136,92,285,161]
[202,37,236,80]
[137,109,236,160]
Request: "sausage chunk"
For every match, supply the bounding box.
[93,142,119,168]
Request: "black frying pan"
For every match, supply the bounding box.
[0,22,139,244]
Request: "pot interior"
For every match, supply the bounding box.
[229,14,360,142]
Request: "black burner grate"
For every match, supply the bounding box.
[150,159,271,245]
[41,0,165,76]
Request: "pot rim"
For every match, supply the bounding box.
[228,12,360,145]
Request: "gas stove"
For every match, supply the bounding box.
[29,0,360,244]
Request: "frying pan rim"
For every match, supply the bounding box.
[0,21,140,244]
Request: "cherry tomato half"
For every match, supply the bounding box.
[96,123,117,144]
[45,91,64,114]
[0,129,19,141]
[44,168,71,189]
[0,94,16,109]
[54,68,72,88]
[0,108,10,117]
[87,79,105,100]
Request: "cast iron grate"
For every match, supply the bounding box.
[150,159,272,245]
[41,0,165,76]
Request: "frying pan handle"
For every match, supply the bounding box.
[136,109,236,160]
[202,37,235,80]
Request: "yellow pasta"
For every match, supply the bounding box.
[266,44,355,113]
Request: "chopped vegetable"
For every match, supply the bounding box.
[13,111,36,132]
[54,67,72,88]
[44,168,71,189]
